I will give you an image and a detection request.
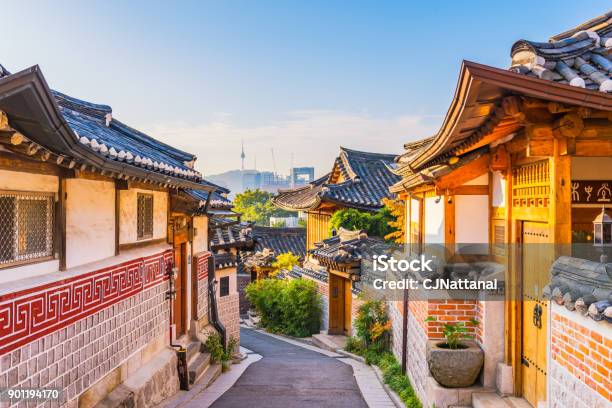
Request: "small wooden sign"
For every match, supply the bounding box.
[571,180,612,204]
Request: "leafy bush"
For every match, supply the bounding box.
[345,336,365,355]
[354,300,391,351]
[377,353,421,408]
[245,278,321,337]
[205,333,224,363]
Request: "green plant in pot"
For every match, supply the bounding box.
[424,316,484,388]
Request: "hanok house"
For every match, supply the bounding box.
[389,12,612,408]
[208,216,307,316]
[273,147,399,337]
[0,63,229,406]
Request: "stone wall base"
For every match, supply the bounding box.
[89,347,179,408]
[495,362,514,396]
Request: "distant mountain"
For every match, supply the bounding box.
[206,170,244,199]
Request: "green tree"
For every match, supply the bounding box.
[271,252,300,277]
[329,207,394,238]
[233,189,292,225]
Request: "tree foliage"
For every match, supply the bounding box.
[382,198,405,244]
[245,278,321,337]
[271,252,300,277]
[233,189,292,225]
[329,207,392,238]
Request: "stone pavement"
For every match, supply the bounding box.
[163,327,397,408]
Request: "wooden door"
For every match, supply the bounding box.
[173,243,187,336]
[328,273,345,335]
[343,279,352,336]
[521,222,551,407]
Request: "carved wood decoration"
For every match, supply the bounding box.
[512,160,550,209]
[570,180,612,204]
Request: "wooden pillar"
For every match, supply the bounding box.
[550,139,572,247]
[56,173,67,271]
[444,194,455,258]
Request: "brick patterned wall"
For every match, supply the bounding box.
[425,300,479,340]
[550,304,611,406]
[237,274,252,316]
[194,252,211,322]
[405,305,431,408]
[217,293,240,346]
[0,251,172,406]
[350,295,364,337]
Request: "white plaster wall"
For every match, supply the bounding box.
[571,157,612,180]
[410,198,420,225]
[65,179,115,269]
[0,260,60,284]
[424,196,444,244]
[0,169,58,192]
[215,267,238,296]
[192,216,208,254]
[464,173,489,185]
[455,195,489,253]
[491,171,506,208]
[119,189,168,244]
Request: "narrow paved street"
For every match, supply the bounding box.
[211,328,368,408]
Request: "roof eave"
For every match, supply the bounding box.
[409,60,612,170]
[0,66,211,191]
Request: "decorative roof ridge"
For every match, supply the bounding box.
[251,225,306,234]
[339,146,398,161]
[549,10,612,41]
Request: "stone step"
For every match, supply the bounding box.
[472,392,512,408]
[200,362,222,388]
[186,341,202,364]
[311,333,348,352]
[188,352,212,384]
[504,397,532,408]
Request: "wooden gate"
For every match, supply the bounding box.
[173,242,187,336]
[521,221,552,407]
[328,273,352,335]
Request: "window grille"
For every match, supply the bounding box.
[137,193,154,240]
[0,191,54,267]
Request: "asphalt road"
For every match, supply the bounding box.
[211,328,368,408]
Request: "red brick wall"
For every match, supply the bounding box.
[551,305,611,404]
[425,300,479,340]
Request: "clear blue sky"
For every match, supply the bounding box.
[2,1,606,176]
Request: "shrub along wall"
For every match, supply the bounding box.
[245,278,321,337]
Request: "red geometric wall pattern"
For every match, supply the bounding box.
[0,249,173,356]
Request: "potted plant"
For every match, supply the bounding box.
[221,337,239,372]
[424,316,484,388]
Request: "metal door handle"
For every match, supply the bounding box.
[533,304,542,329]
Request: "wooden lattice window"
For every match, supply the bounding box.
[137,193,154,240]
[0,191,54,267]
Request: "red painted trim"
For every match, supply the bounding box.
[196,251,212,281]
[0,250,173,355]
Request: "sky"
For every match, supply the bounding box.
[2,1,606,177]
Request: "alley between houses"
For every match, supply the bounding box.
[209,328,368,408]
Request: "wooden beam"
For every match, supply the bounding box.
[0,152,68,176]
[444,195,455,257]
[57,174,68,271]
[435,154,489,190]
[527,138,553,157]
[451,185,489,195]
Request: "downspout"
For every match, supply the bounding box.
[401,287,408,374]
[207,255,227,347]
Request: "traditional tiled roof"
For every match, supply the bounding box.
[0,64,209,189]
[55,91,202,180]
[311,228,383,267]
[251,226,306,259]
[213,252,239,269]
[209,219,254,250]
[510,11,612,92]
[186,186,232,211]
[273,147,399,211]
[544,256,611,322]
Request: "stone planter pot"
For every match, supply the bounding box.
[426,340,484,388]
